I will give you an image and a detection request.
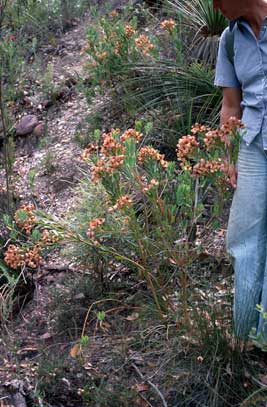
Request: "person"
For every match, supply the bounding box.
[214,0,267,341]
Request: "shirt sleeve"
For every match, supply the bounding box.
[214,27,241,88]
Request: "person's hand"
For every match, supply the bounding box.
[222,159,237,188]
[228,163,238,189]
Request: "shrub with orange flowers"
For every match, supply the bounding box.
[84,12,159,101]
[36,119,242,322]
[176,117,243,184]
[1,203,63,273]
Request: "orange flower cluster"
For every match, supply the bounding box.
[4,244,43,269]
[203,129,222,150]
[108,155,125,170]
[101,129,124,156]
[176,118,244,177]
[176,135,199,163]
[109,10,119,18]
[41,229,59,244]
[91,159,106,183]
[125,25,136,38]
[193,158,222,176]
[221,116,243,133]
[141,178,159,192]
[4,245,25,269]
[91,155,125,183]
[87,218,105,239]
[138,146,168,168]
[81,143,99,160]
[14,204,36,235]
[135,35,154,55]
[204,117,243,149]
[160,19,176,31]
[108,195,132,212]
[120,128,143,143]
[191,123,209,134]
[25,244,43,268]
[96,51,108,61]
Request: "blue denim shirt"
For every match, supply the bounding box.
[215,17,267,148]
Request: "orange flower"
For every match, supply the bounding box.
[25,245,43,268]
[96,51,108,61]
[41,229,59,244]
[193,159,223,176]
[91,158,106,183]
[87,218,105,239]
[81,143,99,160]
[135,34,154,55]
[107,155,125,171]
[4,245,25,269]
[176,135,199,163]
[14,204,36,235]
[141,178,159,192]
[160,19,176,32]
[109,10,119,18]
[191,123,209,134]
[120,128,143,143]
[138,146,168,168]
[125,25,136,38]
[108,195,132,212]
[101,130,124,156]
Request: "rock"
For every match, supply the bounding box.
[33,123,45,137]
[3,379,28,407]
[15,115,39,136]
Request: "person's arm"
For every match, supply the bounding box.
[220,87,242,125]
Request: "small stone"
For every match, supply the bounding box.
[16,115,39,136]
[33,123,45,137]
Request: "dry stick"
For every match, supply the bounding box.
[0,0,11,214]
[131,363,168,407]
[0,76,11,214]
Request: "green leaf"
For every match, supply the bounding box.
[3,214,11,226]
[80,335,90,346]
[97,311,106,321]
[31,229,42,242]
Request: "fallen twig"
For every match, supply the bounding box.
[131,363,168,407]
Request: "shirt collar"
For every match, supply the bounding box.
[229,19,239,32]
[229,16,267,32]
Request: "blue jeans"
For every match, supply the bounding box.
[227,133,267,340]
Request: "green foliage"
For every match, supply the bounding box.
[40,63,56,100]
[83,6,221,152]
[85,13,158,98]
[168,0,227,65]
[2,0,91,42]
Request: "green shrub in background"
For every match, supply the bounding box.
[84,12,158,99]
[3,0,91,40]
[83,4,222,154]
